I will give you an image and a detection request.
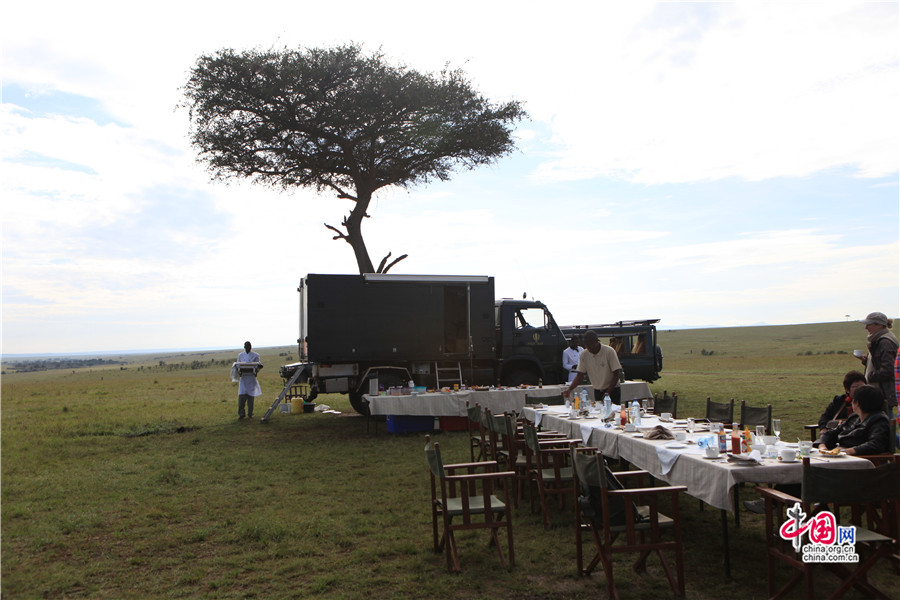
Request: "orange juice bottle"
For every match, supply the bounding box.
[741,427,752,453]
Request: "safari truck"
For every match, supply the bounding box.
[559,320,663,383]
[279,273,662,415]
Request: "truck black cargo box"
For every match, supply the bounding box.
[303,274,496,363]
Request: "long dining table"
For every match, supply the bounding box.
[521,404,876,575]
[364,381,652,418]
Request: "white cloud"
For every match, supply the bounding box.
[1,1,897,353]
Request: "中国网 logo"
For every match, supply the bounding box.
[779,502,859,563]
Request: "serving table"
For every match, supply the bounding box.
[364,381,652,418]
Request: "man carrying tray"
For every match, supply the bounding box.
[233,341,263,419]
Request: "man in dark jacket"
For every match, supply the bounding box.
[816,385,891,456]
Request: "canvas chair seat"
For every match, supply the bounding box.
[608,508,673,533]
[443,495,508,516]
[540,466,573,483]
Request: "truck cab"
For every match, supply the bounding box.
[495,299,568,385]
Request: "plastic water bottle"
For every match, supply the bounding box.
[603,393,611,417]
[631,399,641,426]
[579,389,589,412]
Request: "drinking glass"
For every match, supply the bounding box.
[772,419,782,443]
[687,418,696,440]
[755,425,766,445]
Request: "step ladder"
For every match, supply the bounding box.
[261,367,305,423]
[434,361,463,389]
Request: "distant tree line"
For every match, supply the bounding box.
[3,358,126,373]
[138,358,234,372]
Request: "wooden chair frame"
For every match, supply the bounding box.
[425,435,516,573]
[756,457,900,600]
[571,445,686,599]
[465,401,485,462]
[522,423,580,529]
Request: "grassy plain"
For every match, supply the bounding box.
[2,322,895,599]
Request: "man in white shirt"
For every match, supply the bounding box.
[563,330,623,404]
[562,335,583,383]
[237,341,263,419]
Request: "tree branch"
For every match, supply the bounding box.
[325,181,357,201]
[378,253,408,273]
[324,223,347,241]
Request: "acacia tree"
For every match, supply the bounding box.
[183,44,527,273]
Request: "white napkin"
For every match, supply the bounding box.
[580,423,593,445]
[534,411,543,428]
[727,449,763,464]
[655,444,684,475]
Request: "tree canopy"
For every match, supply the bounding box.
[182,44,527,273]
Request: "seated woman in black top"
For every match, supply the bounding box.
[816,385,891,456]
[817,370,867,432]
[746,384,891,514]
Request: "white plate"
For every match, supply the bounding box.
[666,443,687,449]
[702,454,722,459]
[632,433,645,438]
[778,457,798,463]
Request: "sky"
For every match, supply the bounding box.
[2,1,898,355]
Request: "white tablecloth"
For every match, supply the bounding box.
[364,381,652,417]
[522,408,875,511]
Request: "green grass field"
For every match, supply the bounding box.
[2,321,895,599]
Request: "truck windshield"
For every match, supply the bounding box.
[515,307,548,329]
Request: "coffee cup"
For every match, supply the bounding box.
[661,412,672,421]
[705,445,720,458]
[781,448,797,462]
[624,423,636,432]
[675,431,687,442]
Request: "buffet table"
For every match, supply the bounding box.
[364,381,652,417]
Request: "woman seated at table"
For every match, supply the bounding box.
[816,370,867,432]
[746,385,891,514]
[815,384,891,456]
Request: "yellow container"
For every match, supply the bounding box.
[291,397,303,413]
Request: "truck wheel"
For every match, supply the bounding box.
[348,391,370,416]
[349,373,404,416]
[503,369,539,387]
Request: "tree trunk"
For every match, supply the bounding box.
[344,191,375,274]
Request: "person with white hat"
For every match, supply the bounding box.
[857,312,898,416]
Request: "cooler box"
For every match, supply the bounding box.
[386,415,435,434]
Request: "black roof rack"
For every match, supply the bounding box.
[561,319,660,329]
